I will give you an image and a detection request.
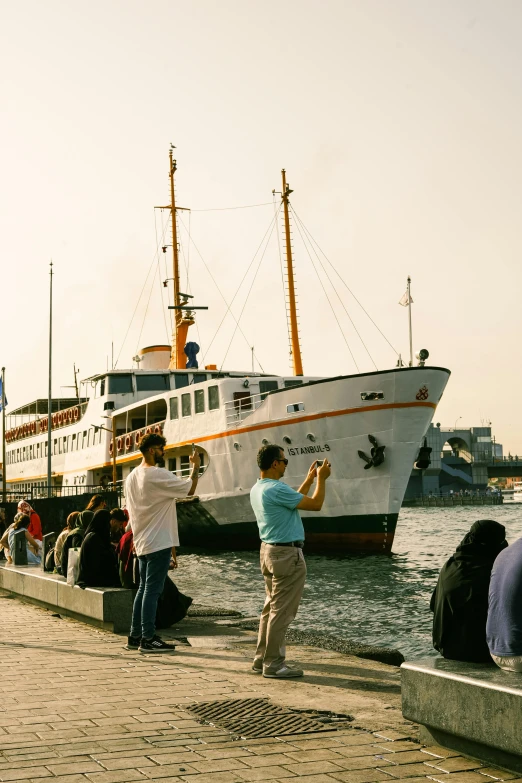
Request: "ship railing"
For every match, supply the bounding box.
[224,392,268,427]
[111,421,166,456]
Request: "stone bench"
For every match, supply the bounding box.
[401,657,522,773]
[0,563,133,633]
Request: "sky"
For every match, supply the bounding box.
[2,0,522,451]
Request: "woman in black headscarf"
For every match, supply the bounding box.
[77,509,119,588]
[430,519,507,662]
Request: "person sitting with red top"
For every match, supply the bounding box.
[17,500,42,542]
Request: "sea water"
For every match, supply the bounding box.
[174,505,522,659]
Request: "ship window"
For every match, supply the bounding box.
[169,397,179,420]
[195,389,205,414]
[108,374,133,394]
[63,437,68,453]
[45,442,47,457]
[29,446,33,459]
[99,377,106,396]
[208,385,219,410]
[174,373,189,389]
[361,391,384,401]
[136,374,169,392]
[168,458,177,472]
[284,379,303,388]
[180,455,190,476]
[287,402,305,413]
[181,393,191,417]
[259,380,278,399]
[192,373,207,385]
[23,447,27,461]
[72,433,76,450]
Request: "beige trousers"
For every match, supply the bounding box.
[254,542,307,672]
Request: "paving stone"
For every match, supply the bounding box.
[379,752,435,765]
[137,765,200,778]
[333,746,390,760]
[45,762,103,775]
[240,754,296,767]
[427,775,489,783]
[234,766,297,780]
[419,749,459,760]
[372,743,420,753]
[425,758,483,773]
[478,769,518,780]
[0,768,53,781]
[98,759,157,771]
[85,771,149,783]
[282,760,348,775]
[179,774,244,783]
[374,732,412,742]
[327,771,399,783]
[187,759,251,774]
[377,763,437,779]
[194,749,253,760]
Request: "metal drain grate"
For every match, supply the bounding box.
[187,698,335,738]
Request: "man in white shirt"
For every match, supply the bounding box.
[125,433,200,653]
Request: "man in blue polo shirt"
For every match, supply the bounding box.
[250,443,331,679]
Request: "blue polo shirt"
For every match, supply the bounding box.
[250,479,304,543]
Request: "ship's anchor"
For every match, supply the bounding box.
[415,438,432,470]
[358,434,386,470]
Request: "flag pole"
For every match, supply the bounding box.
[1,366,6,504]
[47,262,53,498]
[407,276,413,367]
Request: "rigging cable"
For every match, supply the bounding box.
[135,260,162,354]
[290,205,361,372]
[114,216,171,369]
[155,209,171,343]
[291,205,378,371]
[178,217,203,357]
[177,209,284,371]
[191,201,274,212]
[218,206,281,371]
[291,208,399,357]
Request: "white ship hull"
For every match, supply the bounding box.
[5,365,449,553]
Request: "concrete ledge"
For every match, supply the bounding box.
[0,564,133,632]
[401,657,522,773]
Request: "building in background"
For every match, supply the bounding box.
[405,424,509,498]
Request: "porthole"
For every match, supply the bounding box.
[283,436,292,445]
[234,442,241,451]
[261,438,269,446]
[307,433,316,442]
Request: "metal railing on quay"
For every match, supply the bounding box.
[1,483,124,503]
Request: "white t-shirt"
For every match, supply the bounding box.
[125,465,191,556]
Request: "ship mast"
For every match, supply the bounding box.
[168,149,194,370]
[281,169,303,376]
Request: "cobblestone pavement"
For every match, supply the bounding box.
[0,595,518,783]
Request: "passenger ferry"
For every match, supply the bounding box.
[3,152,450,553]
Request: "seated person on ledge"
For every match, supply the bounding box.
[431,519,507,662]
[0,513,42,565]
[77,509,119,589]
[54,512,80,574]
[487,534,522,671]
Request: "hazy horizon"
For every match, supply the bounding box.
[2,0,522,453]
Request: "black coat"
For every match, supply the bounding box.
[77,510,119,589]
[431,519,507,662]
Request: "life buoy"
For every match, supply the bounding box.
[66,409,72,423]
[30,422,36,434]
[52,413,57,427]
[58,411,64,425]
[117,437,123,453]
[109,441,114,456]
[73,406,79,421]
[154,425,161,434]
[125,434,132,450]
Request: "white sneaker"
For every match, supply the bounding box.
[263,664,304,679]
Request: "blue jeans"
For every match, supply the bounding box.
[130,547,171,640]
